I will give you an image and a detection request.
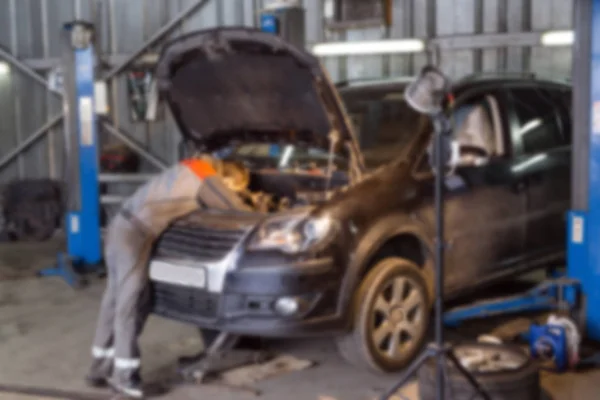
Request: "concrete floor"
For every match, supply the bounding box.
[0,240,598,400]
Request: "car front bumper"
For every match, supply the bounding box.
[149,256,346,337]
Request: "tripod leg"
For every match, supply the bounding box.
[441,355,455,400]
[378,349,433,400]
[446,351,491,400]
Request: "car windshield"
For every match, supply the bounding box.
[224,143,347,173]
[341,87,428,169]
[222,85,427,172]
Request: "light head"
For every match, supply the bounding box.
[404,65,450,116]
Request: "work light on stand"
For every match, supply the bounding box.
[378,66,490,400]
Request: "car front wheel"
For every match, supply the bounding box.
[336,257,430,373]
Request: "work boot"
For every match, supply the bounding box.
[108,369,144,399]
[85,357,113,388]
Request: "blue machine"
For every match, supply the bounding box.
[41,21,102,287]
[527,323,571,372]
[260,13,279,35]
[259,1,305,49]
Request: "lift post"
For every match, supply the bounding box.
[567,0,600,341]
[41,21,102,287]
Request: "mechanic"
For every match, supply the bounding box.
[85,155,250,399]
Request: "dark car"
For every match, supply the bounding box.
[148,27,572,372]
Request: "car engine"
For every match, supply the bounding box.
[216,160,347,213]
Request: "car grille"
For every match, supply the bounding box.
[154,223,246,262]
[152,282,219,320]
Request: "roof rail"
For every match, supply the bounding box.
[335,76,415,88]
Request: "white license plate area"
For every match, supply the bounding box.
[149,260,206,289]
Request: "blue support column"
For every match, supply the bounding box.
[568,0,600,340]
[69,38,102,265]
[41,22,102,287]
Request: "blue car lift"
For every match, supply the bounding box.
[443,278,582,328]
[40,21,102,287]
[442,0,600,353]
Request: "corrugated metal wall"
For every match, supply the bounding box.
[323,0,573,81]
[0,0,574,183]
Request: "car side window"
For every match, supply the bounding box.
[412,93,503,177]
[546,88,572,145]
[508,87,568,154]
[342,90,427,169]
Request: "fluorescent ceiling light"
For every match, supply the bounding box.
[0,62,9,75]
[541,30,574,47]
[264,0,301,10]
[313,39,425,56]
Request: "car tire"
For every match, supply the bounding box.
[336,257,430,373]
[417,343,541,400]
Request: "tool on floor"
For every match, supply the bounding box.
[526,314,581,372]
[177,332,273,384]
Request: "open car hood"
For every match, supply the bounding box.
[155,28,356,152]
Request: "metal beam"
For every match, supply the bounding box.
[18,31,561,72]
[572,0,592,209]
[0,113,63,172]
[100,195,128,205]
[0,46,61,96]
[21,53,159,72]
[103,0,210,81]
[101,121,168,170]
[0,44,168,173]
[9,0,24,178]
[99,173,155,183]
[432,31,542,51]
[41,0,57,179]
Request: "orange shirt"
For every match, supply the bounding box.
[180,159,217,180]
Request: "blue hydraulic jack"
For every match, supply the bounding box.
[40,21,103,288]
[443,278,582,328]
[442,277,584,372]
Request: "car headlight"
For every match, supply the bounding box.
[247,212,336,254]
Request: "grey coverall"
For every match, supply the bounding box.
[88,159,249,389]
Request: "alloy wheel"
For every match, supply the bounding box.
[370,275,426,361]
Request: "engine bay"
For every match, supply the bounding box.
[215,159,349,213]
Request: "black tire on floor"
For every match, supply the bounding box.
[336,257,430,373]
[417,343,541,400]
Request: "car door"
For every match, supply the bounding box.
[504,86,571,261]
[431,91,528,291]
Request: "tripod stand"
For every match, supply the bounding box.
[379,86,491,400]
